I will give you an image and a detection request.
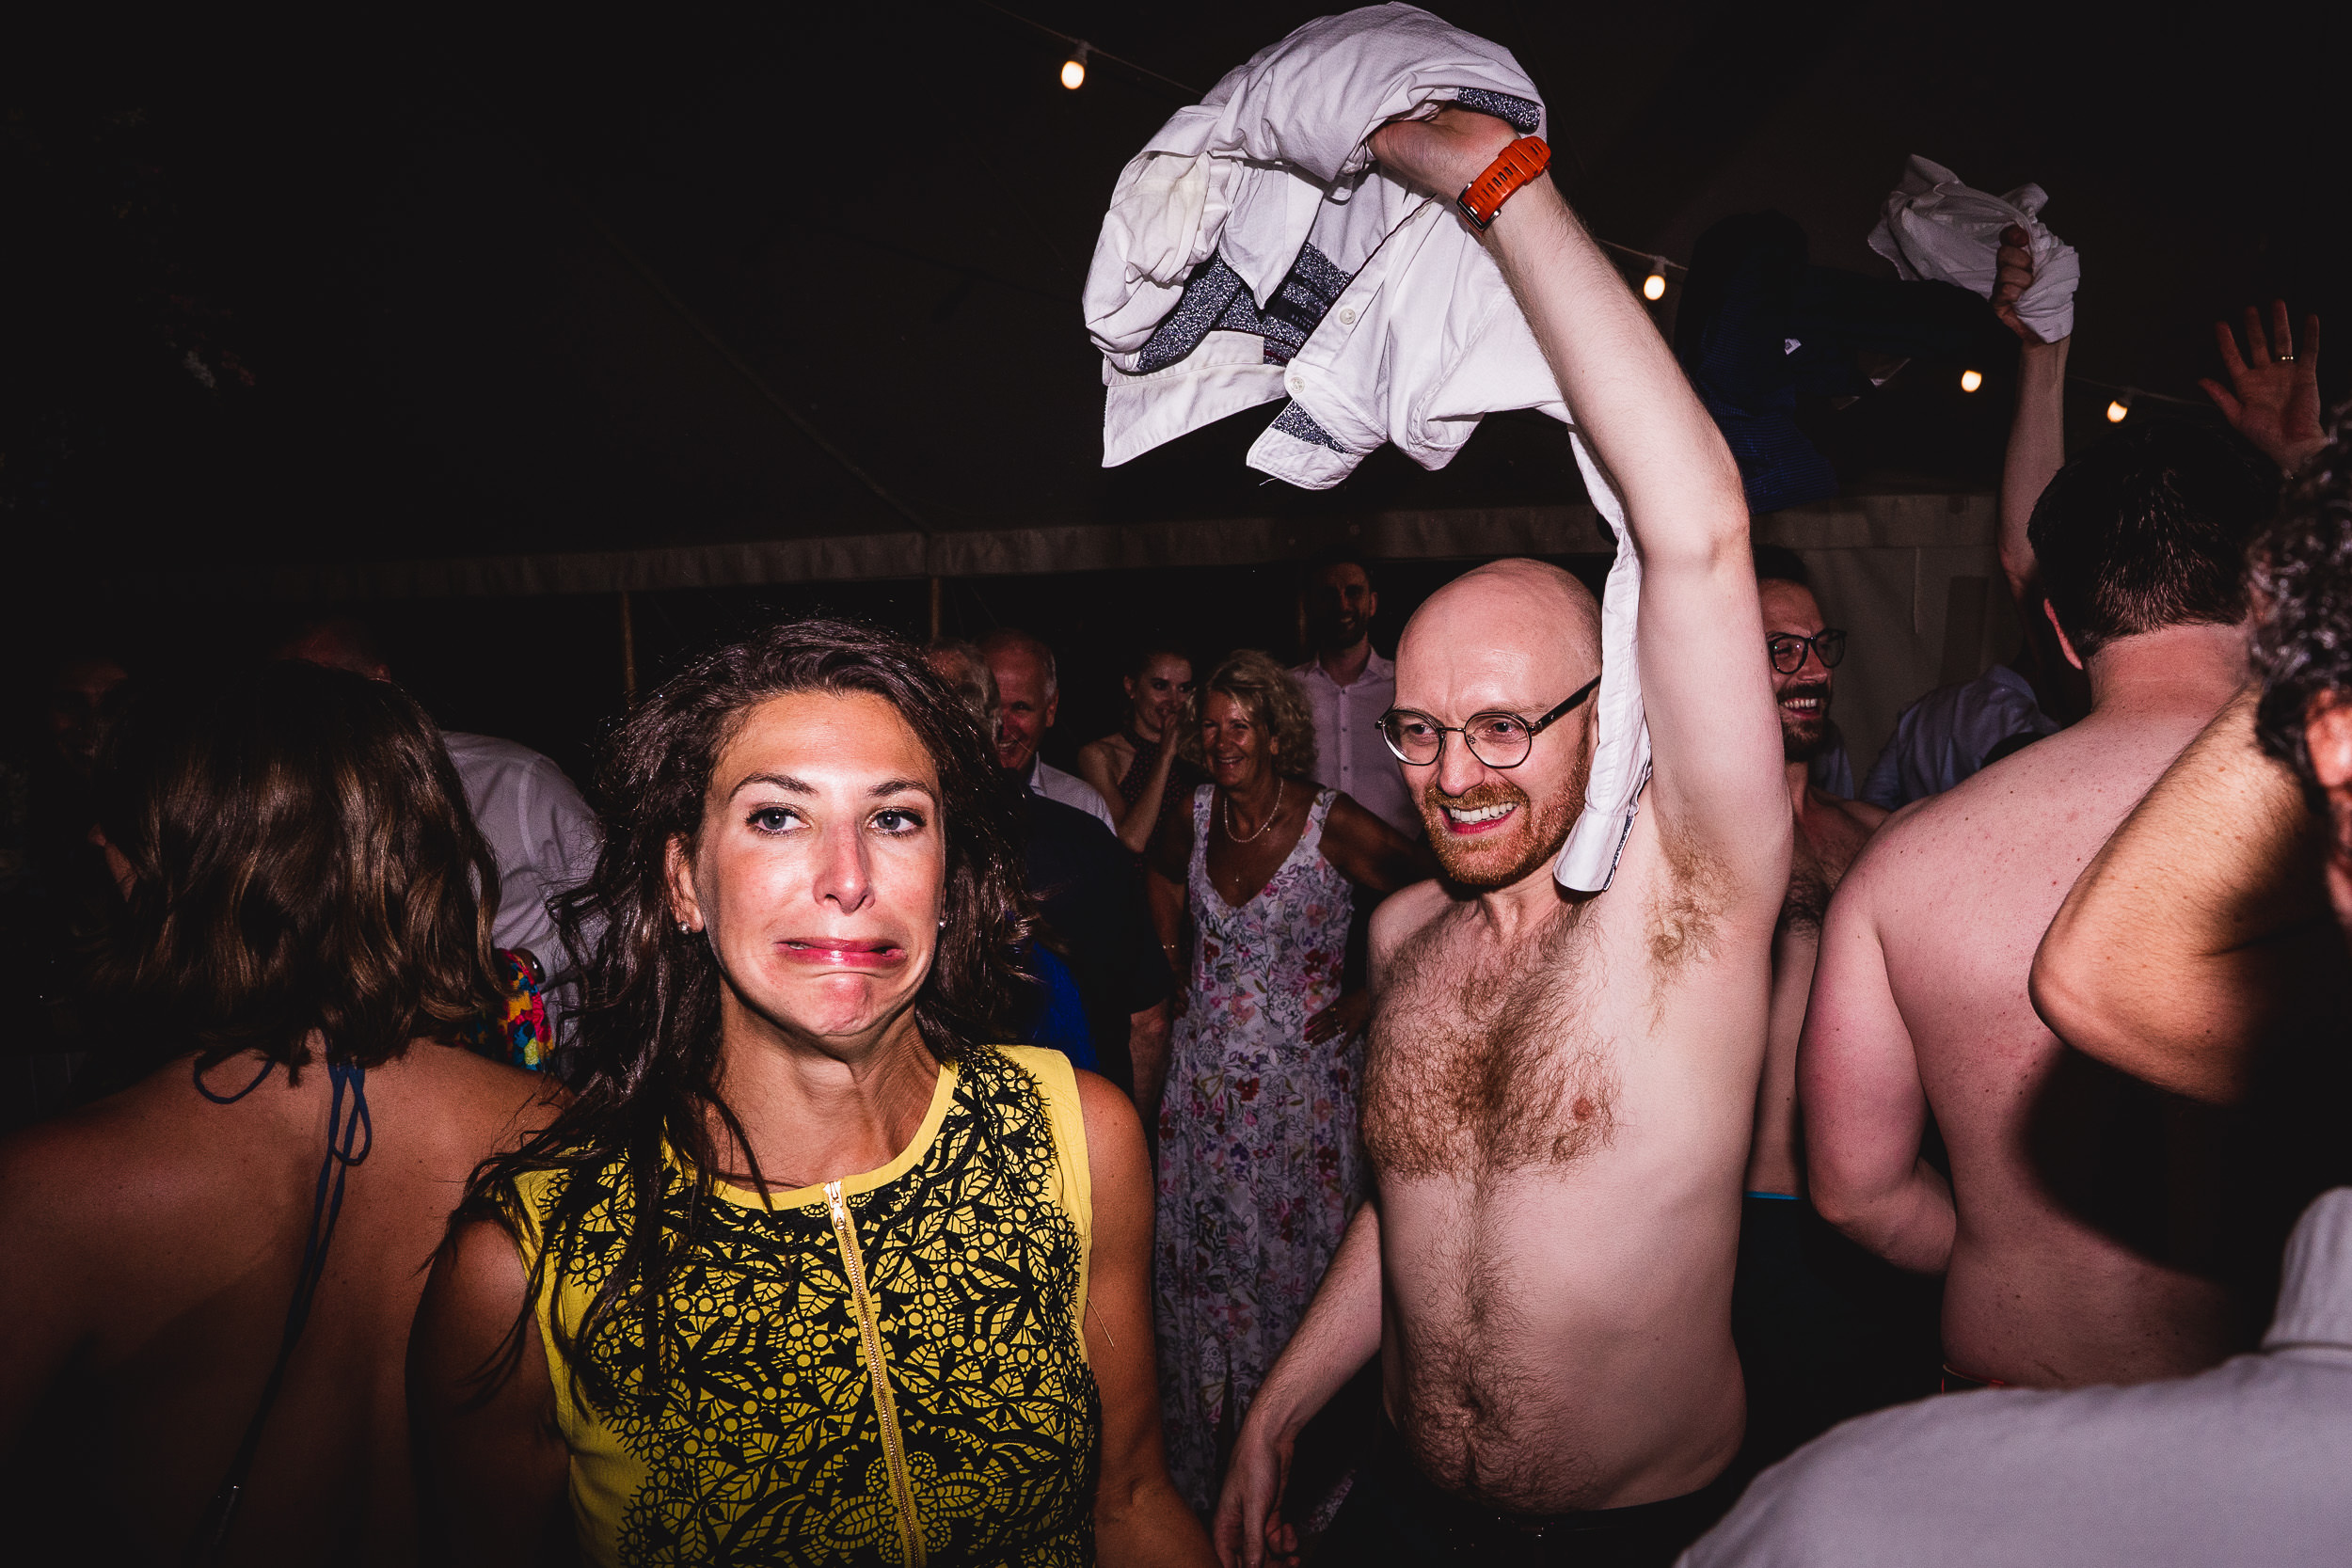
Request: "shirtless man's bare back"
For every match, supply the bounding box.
[1803,419,2277,1389]
[1216,107,1788,1568]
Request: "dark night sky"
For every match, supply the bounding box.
[4,1,2344,589]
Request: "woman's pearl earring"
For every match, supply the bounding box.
[677,920,691,934]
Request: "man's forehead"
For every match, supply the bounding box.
[990,647,1047,682]
[1395,635,1591,711]
[1758,579,1823,631]
[1396,561,1597,708]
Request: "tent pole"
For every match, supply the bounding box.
[620,590,638,705]
[928,576,943,643]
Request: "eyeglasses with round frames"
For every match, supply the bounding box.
[1767,628,1847,674]
[1377,673,1603,769]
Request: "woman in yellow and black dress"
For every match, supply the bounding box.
[411,619,1213,1568]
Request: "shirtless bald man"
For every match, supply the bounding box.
[1803,418,2275,1390]
[1216,107,1789,1567]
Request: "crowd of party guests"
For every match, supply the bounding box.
[3,134,2348,1568]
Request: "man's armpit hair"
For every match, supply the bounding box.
[1647,819,1728,980]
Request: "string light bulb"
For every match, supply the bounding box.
[1643,257,1668,302]
[2106,391,2132,424]
[1960,368,1983,392]
[1060,43,1089,89]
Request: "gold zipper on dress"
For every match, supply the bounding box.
[825,1180,926,1568]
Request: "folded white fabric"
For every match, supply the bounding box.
[1867,154,2079,343]
[1084,3,1556,487]
[1084,3,1650,892]
[1553,447,1650,895]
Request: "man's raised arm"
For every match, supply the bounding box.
[2031,687,2348,1102]
[1370,110,1786,895]
[1994,224,2069,611]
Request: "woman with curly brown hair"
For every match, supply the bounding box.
[0,660,558,1565]
[1142,649,1425,1519]
[410,618,1212,1567]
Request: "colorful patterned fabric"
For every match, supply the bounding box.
[507,1045,1100,1568]
[1155,785,1364,1514]
[457,947,551,1070]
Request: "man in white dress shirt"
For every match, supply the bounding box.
[977,628,1119,831]
[276,617,600,1042]
[1289,551,1418,838]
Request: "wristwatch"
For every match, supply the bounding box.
[1456,135,1552,230]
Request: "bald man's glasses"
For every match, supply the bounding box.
[1767,629,1847,674]
[1378,674,1603,768]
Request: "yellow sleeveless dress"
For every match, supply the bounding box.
[506,1045,1099,1567]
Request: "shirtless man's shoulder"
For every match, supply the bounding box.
[1370,877,1453,970]
[1847,723,2139,941]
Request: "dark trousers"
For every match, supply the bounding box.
[1730,1193,1943,1470]
[1312,1420,1742,1568]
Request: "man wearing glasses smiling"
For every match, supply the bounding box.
[1217,106,1792,1568]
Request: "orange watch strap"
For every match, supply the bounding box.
[1455,135,1552,230]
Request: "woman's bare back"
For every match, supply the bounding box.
[0,1041,557,1564]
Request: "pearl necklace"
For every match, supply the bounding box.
[1223,776,1284,844]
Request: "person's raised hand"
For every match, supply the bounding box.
[1213,1418,1301,1568]
[1991,224,2058,345]
[1367,105,1520,204]
[2201,302,2327,474]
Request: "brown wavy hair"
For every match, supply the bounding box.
[91,659,505,1075]
[455,616,1035,1412]
[1183,648,1319,782]
[2251,398,2352,799]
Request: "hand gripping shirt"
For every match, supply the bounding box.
[1083,2,1650,890]
[506,1046,1098,1567]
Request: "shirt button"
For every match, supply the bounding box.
[1287,371,1304,394]
[1337,306,1358,325]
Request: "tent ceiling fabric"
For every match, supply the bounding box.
[14,5,2338,595]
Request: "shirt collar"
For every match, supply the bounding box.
[2265,1188,2352,1351]
[1299,646,1393,689]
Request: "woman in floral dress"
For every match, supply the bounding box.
[1144,649,1425,1515]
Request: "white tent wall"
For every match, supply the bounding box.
[137,491,2008,782]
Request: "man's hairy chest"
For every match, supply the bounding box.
[1361,906,1626,1180]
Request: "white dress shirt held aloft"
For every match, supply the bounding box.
[1292,650,1418,838]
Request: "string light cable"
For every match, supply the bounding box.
[971,0,1200,99]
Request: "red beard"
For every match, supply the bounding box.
[1419,777,1580,890]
